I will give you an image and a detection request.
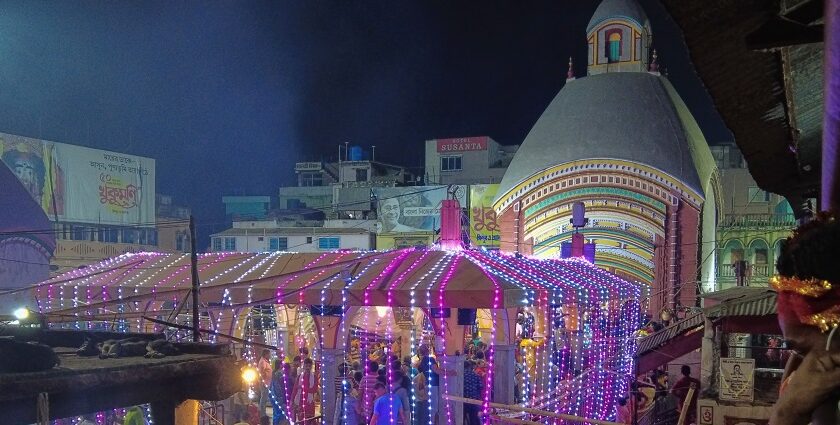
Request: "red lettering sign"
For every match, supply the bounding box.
[436,137,488,153]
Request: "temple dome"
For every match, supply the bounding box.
[587,0,649,32]
[496,72,703,201]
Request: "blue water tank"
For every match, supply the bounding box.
[349,145,363,161]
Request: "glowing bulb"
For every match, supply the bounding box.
[13,308,29,320]
[241,366,258,383]
[376,306,388,318]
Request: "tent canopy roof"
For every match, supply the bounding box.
[35,249,642,315]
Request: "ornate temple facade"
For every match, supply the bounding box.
[493,0,721,314]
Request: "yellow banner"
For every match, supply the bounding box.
[469,184,500,248]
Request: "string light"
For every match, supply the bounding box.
[41,248,641,424]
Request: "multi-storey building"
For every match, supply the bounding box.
[424,136,518,185]
[209,219,374,253]
[711,143,798,290]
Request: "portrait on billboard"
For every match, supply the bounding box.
[0,137,65,216]
[374,186,466,234]
[378,196,426,233]
[0,132,154,225]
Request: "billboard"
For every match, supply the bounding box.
[0,132,156,225]
[373,186,466,233]
[436,136,488,153]
[469,184,500,248]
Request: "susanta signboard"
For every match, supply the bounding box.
[436,137,488,153]
[0,132,156,226]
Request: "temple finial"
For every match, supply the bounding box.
[566,56,576,82]
[649,49,660,74]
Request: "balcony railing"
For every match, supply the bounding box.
[715,263,772,288]
[719,213,796,229]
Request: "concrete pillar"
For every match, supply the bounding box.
[321,347,344,425]
[276,327,290,359]
[700,318,716,394]
[150,400,176,425]
[440,354,465,425]
[174,400,199,425]
[493,345,517,405]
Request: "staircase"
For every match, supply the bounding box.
[636,312,706,373]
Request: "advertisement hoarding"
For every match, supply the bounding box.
[469,184,500,248]
[373,186,466,234]
[0,132,156,226]
[436,137,488,153]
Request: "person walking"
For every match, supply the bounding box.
[671,365,700,423]
[390,370,411,425]
[369,381,407,425]
[359,360,381,421]
[416,345,441,424]
[463,361,483,425]
[257,349,274,417]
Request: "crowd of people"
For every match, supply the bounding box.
[613,366,699,425]
[232,340,470,425]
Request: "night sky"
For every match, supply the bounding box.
[0,0,730,247]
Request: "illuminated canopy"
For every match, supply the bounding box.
[33,249,642,317]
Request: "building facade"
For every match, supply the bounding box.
[711,143,797,290]
[492,0,721,314]
[210,220,374,253]
[155,194,191,253]
[424,136,518,185]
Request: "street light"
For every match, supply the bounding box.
[241,366,258,384]
[13,307,30,320]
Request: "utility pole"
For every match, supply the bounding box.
[190,215,200,342]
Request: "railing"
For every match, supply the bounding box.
[719,213,796,229]
[637,312,705,355]
[199,402,225,425]
[715,264,772,288]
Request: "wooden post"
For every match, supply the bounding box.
[676,384,696,425]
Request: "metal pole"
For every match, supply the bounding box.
[824,0,840,211]
[190,215,200,342]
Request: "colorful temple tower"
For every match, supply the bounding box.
[493,0,721,314]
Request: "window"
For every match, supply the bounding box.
[176,233,188,251]
[224,237,236,251]
[355,168,368,182]
[213,238,222,251]
[306,236,313,244]
[754,248,768,264]
[318,237,340,250]
[103,227,118,243]
[748,187,771,203]
[300,172,323,187]
[269,237,288,251]
[608,32,621,62]
[440,156,462,172]
[122,229,136,244]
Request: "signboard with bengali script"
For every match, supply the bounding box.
[469,184,500,248]
[0,132,156,226]
[719,357,755,402]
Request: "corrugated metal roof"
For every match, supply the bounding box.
[704,290,777,318]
